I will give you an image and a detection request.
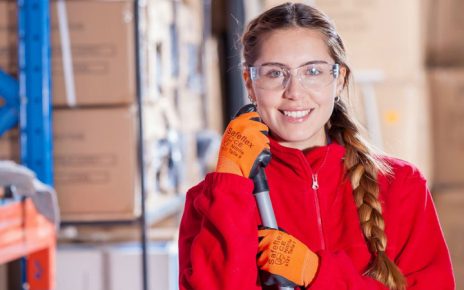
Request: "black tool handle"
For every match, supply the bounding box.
[236,104,294,290]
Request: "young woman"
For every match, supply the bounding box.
[178,3,455,289]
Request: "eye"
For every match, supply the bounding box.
[305,66,321,76]
[265,69,285,78]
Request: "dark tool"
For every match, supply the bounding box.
[235,104,294,290]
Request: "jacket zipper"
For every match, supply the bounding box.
[312,173,326,250]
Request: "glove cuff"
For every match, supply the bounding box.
[302,250,320,286]
[216,156,243,176]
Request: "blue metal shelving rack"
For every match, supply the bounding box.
[18,1,55,287]
[0,0,55,289]
[0,2,54,191]
[17,0,54,184]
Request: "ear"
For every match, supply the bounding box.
[336,66,347,95]
[243,68,257,102]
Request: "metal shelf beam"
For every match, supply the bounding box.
[17,0,55,289]
[18,0,54,186]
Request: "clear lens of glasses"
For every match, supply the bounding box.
[249,63,339,90]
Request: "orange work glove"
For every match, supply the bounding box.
[216,111,270,178]
[257,228,319,287]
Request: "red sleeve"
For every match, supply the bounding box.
[178,172,262,290]
[389,172,455,289]
[307,166,455,290]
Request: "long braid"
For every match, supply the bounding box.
[329,102,406,290]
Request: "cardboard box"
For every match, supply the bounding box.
[263,0,425,81]
[104,242,178,290]
[56,245,104,290]
[1,1,139,106]
[0,1,17,75]
[50,0,136,106]
[1,1,138,106]
[428,68,464,187]
[426,0,464,66]
[53,104,183,221]
[0,110,184,223]
[433,189,464,289]
[53,107,140,221]
[352,76,432,180]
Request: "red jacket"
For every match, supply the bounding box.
[178,140,455,289]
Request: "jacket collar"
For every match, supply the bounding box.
[269,137,346,173]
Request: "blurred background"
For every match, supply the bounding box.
[0,0,462,289]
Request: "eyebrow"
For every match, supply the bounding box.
[259,60,329,67]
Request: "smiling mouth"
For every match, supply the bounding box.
[280,109,312,118]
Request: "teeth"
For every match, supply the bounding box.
[283,110,310,118]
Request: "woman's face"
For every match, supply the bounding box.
[244,27,346,150]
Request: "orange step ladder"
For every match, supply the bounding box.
[0,198,56,290]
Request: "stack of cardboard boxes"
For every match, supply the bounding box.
[1,0,219,287]
[51,0,146,222]
[0,0,147,221]
[0,0,217,223]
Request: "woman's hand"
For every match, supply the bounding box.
[257,228,320,287]
[216,111,270,178]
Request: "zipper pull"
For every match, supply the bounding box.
[312,174,319,190]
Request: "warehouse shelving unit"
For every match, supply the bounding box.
[1,1,152,289]
[0,0,56,289]
[2,0,212,289]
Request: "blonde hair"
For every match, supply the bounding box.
[241,3,406,289]
[328,102,406,289]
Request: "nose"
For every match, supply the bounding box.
[283,74,305,100]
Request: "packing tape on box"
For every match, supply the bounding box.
[56,0,77,107]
